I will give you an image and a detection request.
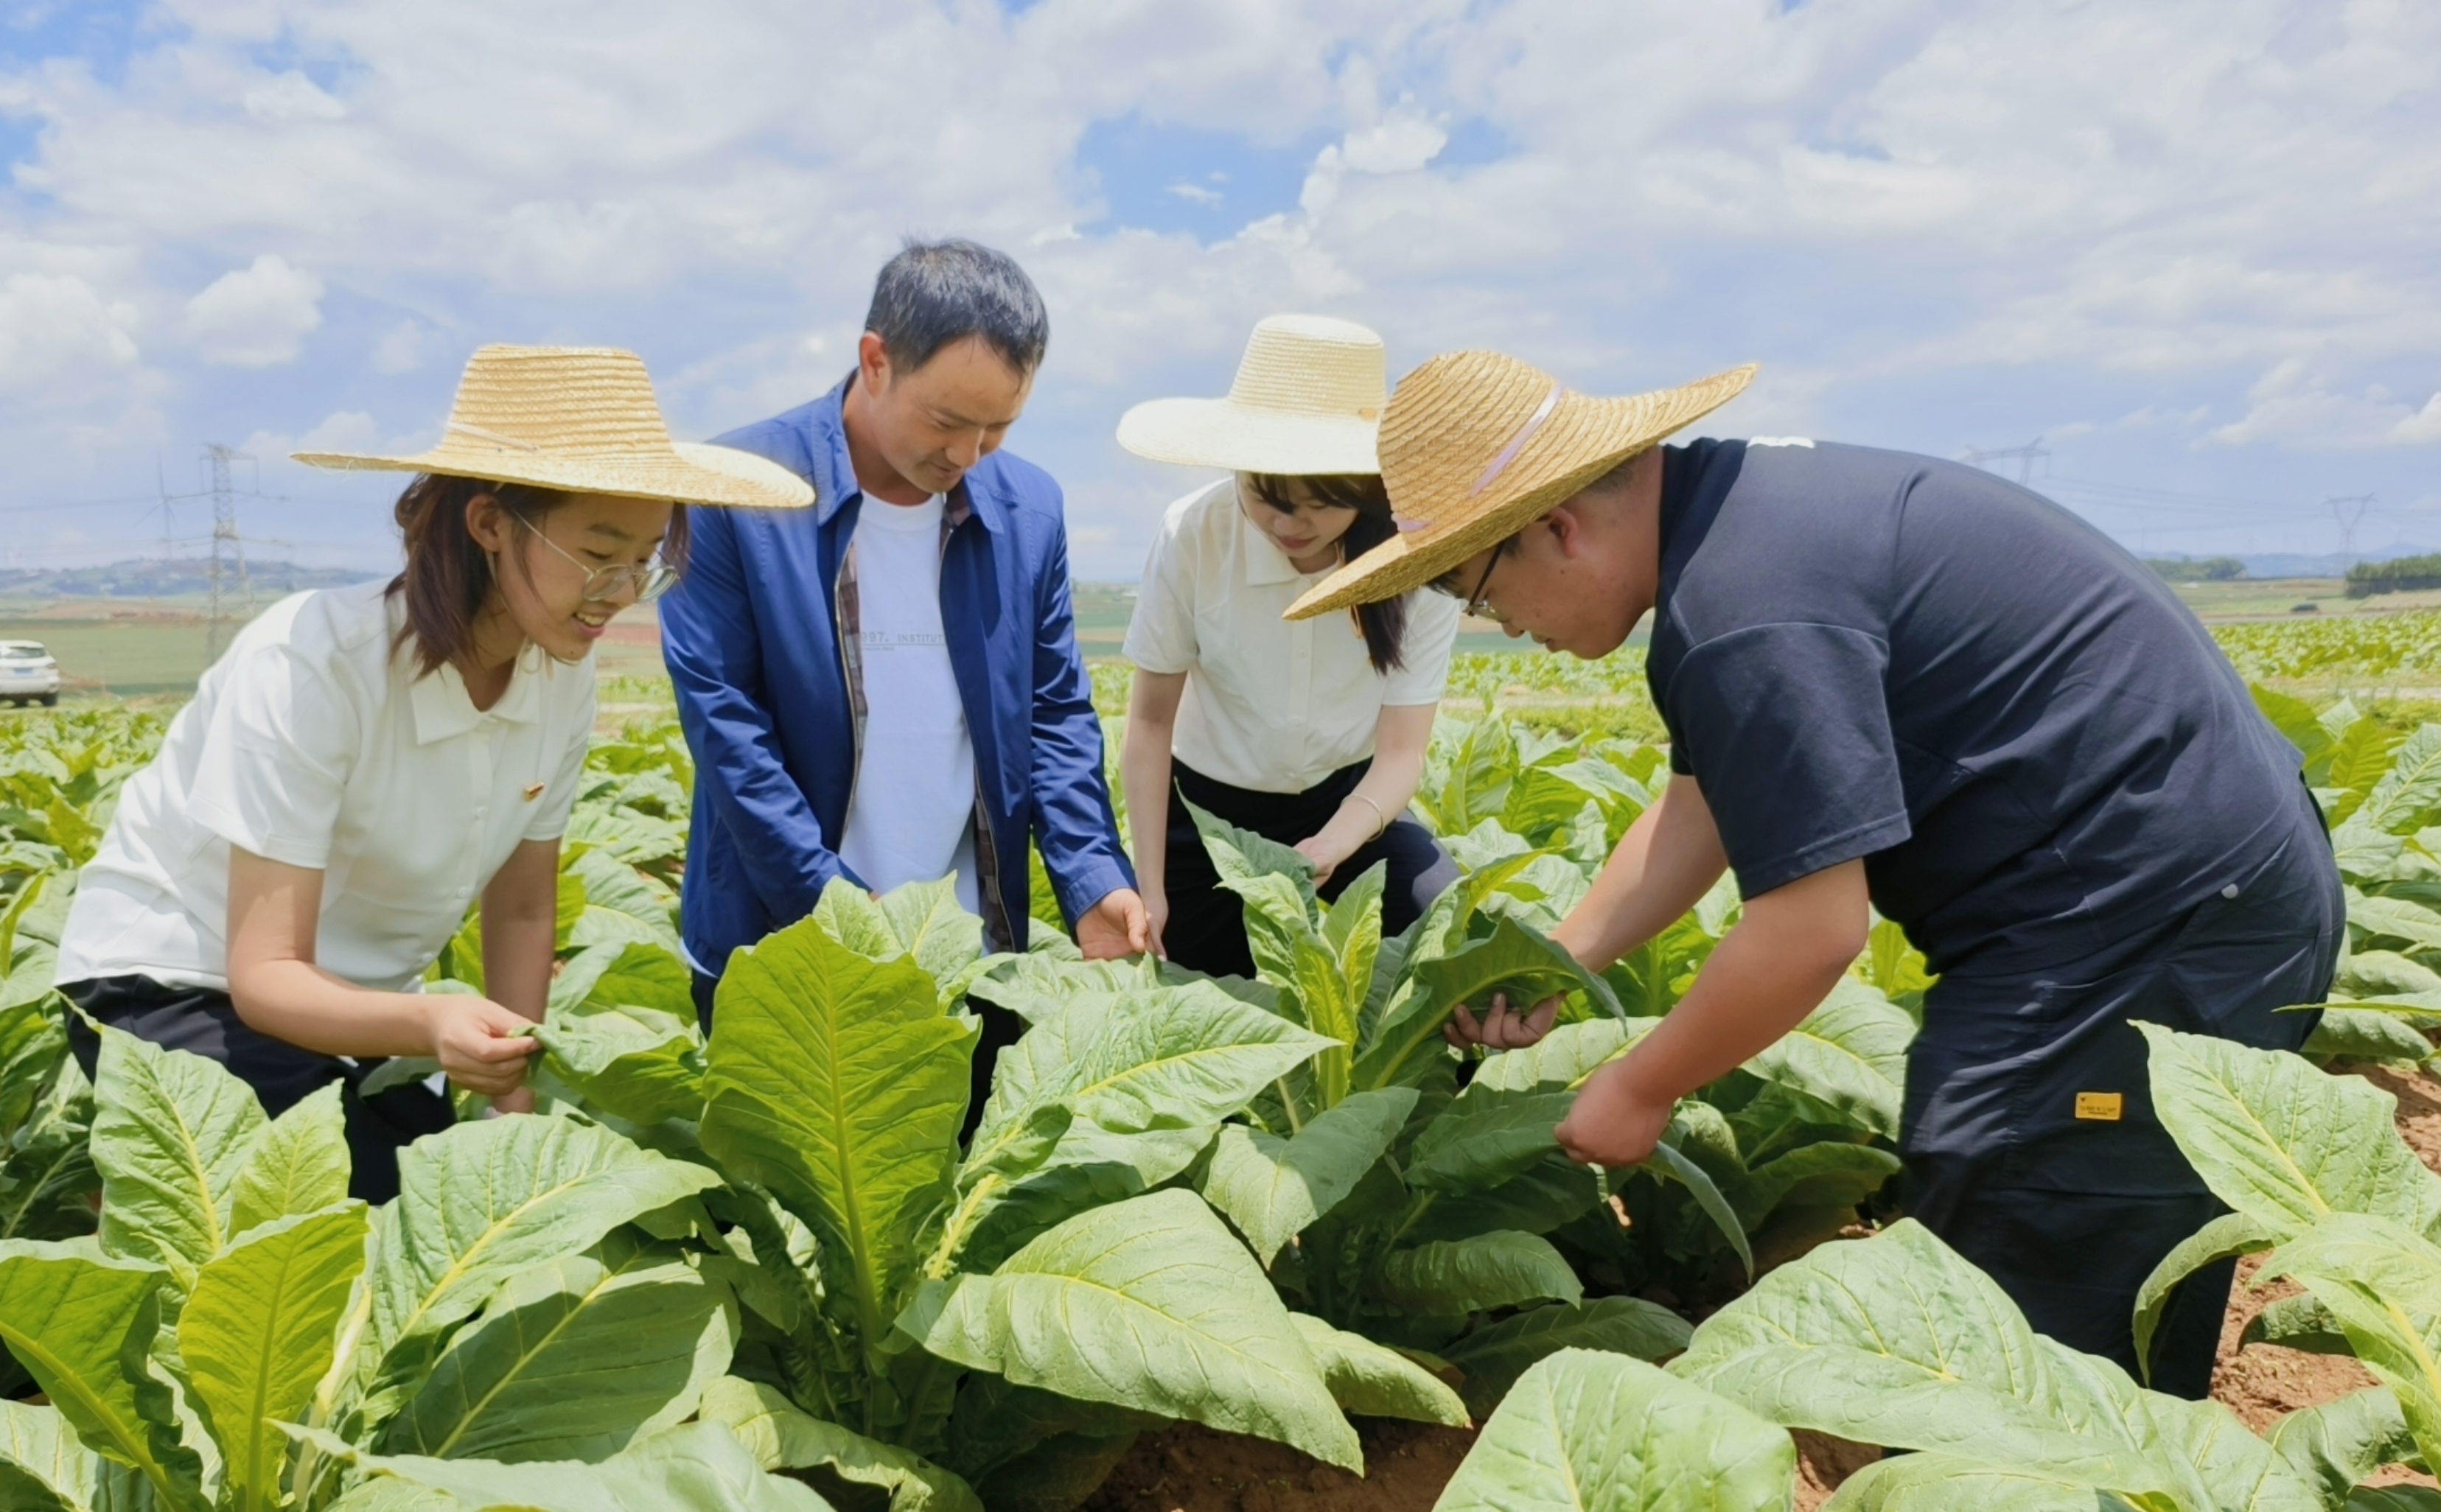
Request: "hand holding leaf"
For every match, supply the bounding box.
[1445,990,1560,1050]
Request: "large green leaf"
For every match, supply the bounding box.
[0,1398,142,1512]
[2350,1489,2441,1511]
[91,1026,265,1292]
[1200,1087,1417,1264]
[1674,1219,2316,1512]
[179,1202,369,1512]
[2303,1008,2438,1066]
[1221,868,1356,1102]
[362,1113,723,1398]
[564,844,683,957]
[551,939,695,1020]
[1356,917,1616,1094]
[0,995,62,1137]
[224,1083,349,1242]
[0,1239,205,1511]
[1739,979,1913,1140]
[1288,1313,1469,1426]
[2263,1213,2441,1474]
[1433,1349,1794,1512]
[699,1375,981,1512]
[534,992,705,1127]
[0,1051,99,1244]
[2364,726,2441,835]
[1823,1453,2144,1511]
[876,878,988,990]
[383,1229,732,1463]
[972,982,1333,1146]
[699,914,970,1369]
[909,1187,1361,1471]
[2350,894,2441,955]
[2266,1390,2418,1507]
[1728,1142,1902,1229]
[1404,1090,1579,1192]
[2140,1023,2441,1238]
[284,1421,828,1512]
[1441,1298,1696,1420]
[1185,797,1317,908]
[1376,1231,1583,1315]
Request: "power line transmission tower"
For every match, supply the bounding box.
[203,444,256,662]
[2327,494,2376,572]
[1958,437,2052,486]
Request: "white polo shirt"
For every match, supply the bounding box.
[1124,480,1462,794]
[57,581,596,993]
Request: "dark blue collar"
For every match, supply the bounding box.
[806,374,1003,538]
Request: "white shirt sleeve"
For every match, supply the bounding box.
[525,667,597,842]
[1380,589,1464,706]
[1121,503,1199,676]
[186,638,359,871]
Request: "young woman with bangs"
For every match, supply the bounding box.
[1117,316,1464,978]
[55,346,809,1200]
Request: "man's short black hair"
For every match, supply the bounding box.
[864,238,1050,377]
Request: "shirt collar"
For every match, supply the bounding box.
[410,642,547,744]
[1239,500,1310,588]
[809,372,1002,538]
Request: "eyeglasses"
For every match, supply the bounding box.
[1433,547,1508,623]
[515,514,680,603]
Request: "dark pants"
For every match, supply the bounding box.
[1901,809,2343,1396]
[63,976,456,1206]
[1162,758,1460,981]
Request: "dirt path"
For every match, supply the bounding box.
[1081,1060,2441,1512]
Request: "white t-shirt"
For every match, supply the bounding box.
[1124,479,1463,794]
[838,494,979,911]
[57,581,596,993]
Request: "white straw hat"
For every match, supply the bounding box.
[294,344,813,510]
[1117,315,1386,476]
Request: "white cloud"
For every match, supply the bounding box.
[371,318,429,374]
[242,70,346,123]
[0,270,139,392]
[2208,360,2441,449]
[183,254,324,368]
[1165,182,1223,206]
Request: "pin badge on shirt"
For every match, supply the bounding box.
[2073,1091,2123,1121]
[523,783,545,802]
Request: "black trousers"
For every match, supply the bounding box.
[1901,807,2342,1397]
[63,976,456,1206]
[1161,759,1459,981]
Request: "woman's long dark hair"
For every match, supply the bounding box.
[1245,472,1408,673]
[386,475,690,679]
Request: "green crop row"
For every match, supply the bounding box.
[3,654,2441,1508]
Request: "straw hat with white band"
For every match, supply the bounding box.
[1117,314,1385,475]
[293,344,813,511]
[1284,351,1756,620]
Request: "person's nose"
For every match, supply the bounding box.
[946,428,986,469]
[1502,620,1525,638]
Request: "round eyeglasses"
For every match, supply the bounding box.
[516,514,680,603]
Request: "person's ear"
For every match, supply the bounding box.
[1546,502,1588,559]
[856,331,892,393]
[464,493,509,553]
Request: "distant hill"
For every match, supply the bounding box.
[0,559,379,598]
[2142,547,2441,581]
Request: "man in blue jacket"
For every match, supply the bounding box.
[663,239,1146,1033]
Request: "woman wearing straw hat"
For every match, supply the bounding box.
[1285,348,2340,1399]
[55,345,809,1202]
[1115,315,1464,975]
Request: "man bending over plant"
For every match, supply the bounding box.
[1283,349,2342,1399]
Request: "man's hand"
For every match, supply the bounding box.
[427,996,540,1099]
[1445,990,1560,1050]
[1554,1057,1674,1168]
[1077,887,1152,960]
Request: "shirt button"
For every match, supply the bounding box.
[2220,883,2240,900]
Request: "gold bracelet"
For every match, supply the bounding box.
[1352,794,1388,838]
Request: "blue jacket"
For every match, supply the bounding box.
[660,379,1133,976]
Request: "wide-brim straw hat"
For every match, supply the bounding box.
[293,344,813,510]
[1284,351,1756,619]
[1117,314,1385,475]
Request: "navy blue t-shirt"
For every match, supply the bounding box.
[1646,439,2308,979]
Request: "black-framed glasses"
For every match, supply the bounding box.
[1433,546,1508,623]
[515,514,680,603]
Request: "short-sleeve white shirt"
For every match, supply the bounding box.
[1123,480,1462,794]
[57,581,597,993]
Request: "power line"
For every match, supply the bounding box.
[1960,436,2052,486]
[203,445,257,662]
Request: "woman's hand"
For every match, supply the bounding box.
[1444,990,1560,1050]
[1291,833,1347,886]
[1142,883,1170,959]
[426,995,541,1098]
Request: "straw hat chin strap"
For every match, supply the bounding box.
[1394,379,1566,533]
[447,419,542,452]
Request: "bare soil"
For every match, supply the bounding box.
[1080,1060,2441,1512]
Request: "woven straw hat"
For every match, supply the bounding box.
[1284,350,1756,619]
[1117,315,1385,475]
[294,345,812,510]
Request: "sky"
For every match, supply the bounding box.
[0,0,2434,580]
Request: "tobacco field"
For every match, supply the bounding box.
[5,612,2441,1509]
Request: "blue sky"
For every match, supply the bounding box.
[0,0,2435,580]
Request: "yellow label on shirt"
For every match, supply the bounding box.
[2074,1091,2124,1121]
[523,783,545,801]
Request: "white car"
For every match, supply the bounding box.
[0,641,60,707]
